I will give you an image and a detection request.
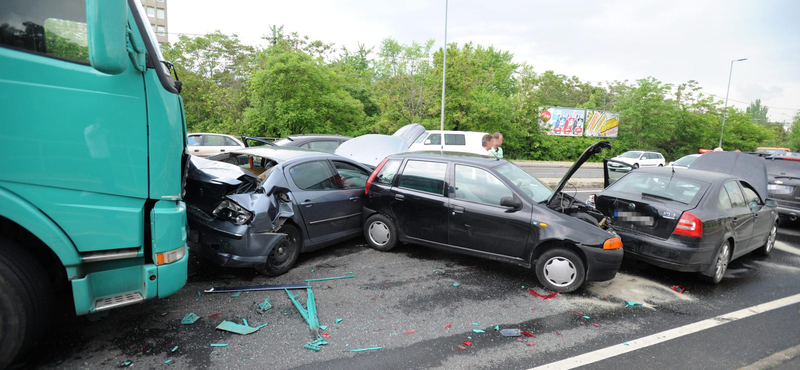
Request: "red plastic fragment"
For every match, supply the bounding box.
[593,323,600,327]
[463,341,472,347]
[531,308,536,311]
[579,322,585,326]
[456,345,467,351]
[405,329,416,335]
[208,312,223,318]
[517,338,524,342]
[445,324,452,329]
[671,285,686,294]
[527,288,560,300]
[521,331,535,337]
[526,342,535,347]
[555,332,563,337]
[321,333,331,338]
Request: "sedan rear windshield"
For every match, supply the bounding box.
[607,172,708,204]
[495,162,553,202]
[766,158,800,179]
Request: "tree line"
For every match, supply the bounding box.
[162,30,800,161]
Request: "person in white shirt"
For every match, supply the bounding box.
[481,134,495,155]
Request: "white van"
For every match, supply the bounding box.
[407,130,490,155]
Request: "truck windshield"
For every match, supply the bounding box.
[132,1,169,76]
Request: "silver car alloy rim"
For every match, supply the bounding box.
[766,226,777,252]
[715,243,730,281]
[368,221,390,246]
[543,256,576,287]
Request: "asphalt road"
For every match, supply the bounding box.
[16,219,800,370]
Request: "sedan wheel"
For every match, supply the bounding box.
[368,221,390,246]
[757,224,777,256]
[702,241,731,284]
[364,214,398,251]
[543,257,577,287]
[261,224,301,276]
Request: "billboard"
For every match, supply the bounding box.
[538,107,585,136]
[584,110,619,137]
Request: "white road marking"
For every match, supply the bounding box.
[528,293,800,370]
[774,241,800,257]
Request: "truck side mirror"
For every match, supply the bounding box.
[86,0,129,75]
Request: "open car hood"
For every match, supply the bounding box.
[547,141,612,203]
[393,123,426,147]
[187,155,251,186]
[335,134,409,167]
[690,152,769,201]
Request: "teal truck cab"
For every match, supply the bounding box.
[0,0,189,366]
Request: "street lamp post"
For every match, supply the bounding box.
[718,58,747,149]
[439,0,448,150]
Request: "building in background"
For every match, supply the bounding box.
[141,0,168,44]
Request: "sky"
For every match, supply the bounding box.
[168,0,799,123]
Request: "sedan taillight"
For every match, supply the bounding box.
[365,158,389,195]
[673,211,703,237]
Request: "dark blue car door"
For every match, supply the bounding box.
[286,159,353,243]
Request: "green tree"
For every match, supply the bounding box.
[746,99,769,124]
[787,112,800,151]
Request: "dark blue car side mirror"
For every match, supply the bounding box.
[500,196,522,211]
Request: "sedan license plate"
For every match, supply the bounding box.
[768,184,795,195]
[614,209,654,226]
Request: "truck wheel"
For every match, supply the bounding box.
[261,224,302,276]
[534,248,586,293]
[364,214,398,251]
[756,224,777,256]
[0,237,54,368]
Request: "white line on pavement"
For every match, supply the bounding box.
[528,293,800,370]
[774,241,800,257]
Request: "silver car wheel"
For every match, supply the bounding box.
[715,243,730,281]
[368,221,390,246]
[766,225,777,252]
[543,257,577,287]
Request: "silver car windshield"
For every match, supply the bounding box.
[496,162,553,202]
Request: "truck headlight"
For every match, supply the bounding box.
[212,200,253,225]
[157,245,186,265]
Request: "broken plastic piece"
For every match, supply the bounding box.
[197,291,202,296]
[320,325,328,330]
[257,298,272,313]
[231,291,242,297]
[335,318,343,323]
[473,329,485,333]
[405,329,416,335]
[583,315,591,319]
[494,325,500,331]
[120,361,132,367]
[452,283,460,287]
[624,301,643,308]
[456,345,467,351]
[216,320,267,335]
[471,323,479,326]
[579,322,585,326]
[445,324,452,329]
[463,341,472,347]
[304,275,356,282]
[527,288,560,299]
[286,288,321,338]
[623,342,630,346]
[210,343,229,347]
[555,332,563,337]
[526,342,535,347]
[310,269,315,272]
[501,328,521,337]
[209,312,223,318]
[671,285,686,294]
[165,359,172,364]
[593,323,600,327]
[170,346,178,353]
[321,333,331,338]
[304,337,329,351]
[521,331,535,337]
[348,347,382,352]
[517,338,524,342]
[181,313,199,325]
[204,283,310,293]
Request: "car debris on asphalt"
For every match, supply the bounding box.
[257,298,272,313]
[216,319,268,335]
[203,283,310,293]
[304,275,356,282]
[181,313,199,325]
[527,288,560,299]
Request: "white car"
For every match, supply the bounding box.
[407,130,490,155]
[187,133,244,157]
[668,154,702,168]
[608,150,665,169]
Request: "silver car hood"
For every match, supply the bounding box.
[335,134,409,167]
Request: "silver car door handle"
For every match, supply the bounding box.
[220,149,225,152]
[349,196,359,202]
[193,149,199,152]
[300,201,313,207]
[395,194,404,201]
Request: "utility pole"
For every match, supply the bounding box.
[718,58,747,148]
[439,0,448,150]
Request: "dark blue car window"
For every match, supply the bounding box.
[723,181,746,208]
[398,160,446,195]
[289,161,339,191]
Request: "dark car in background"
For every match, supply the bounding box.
[597,152,779,283]
[185,146,372,275]
[765,156,800,220]
[360,144,624,293]
[274,134,352,153]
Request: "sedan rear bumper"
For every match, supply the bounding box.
[187,207,287,269]
[615,228,717,272]
[776,206,799,218]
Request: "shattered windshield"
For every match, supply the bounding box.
[495,162,553,202]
